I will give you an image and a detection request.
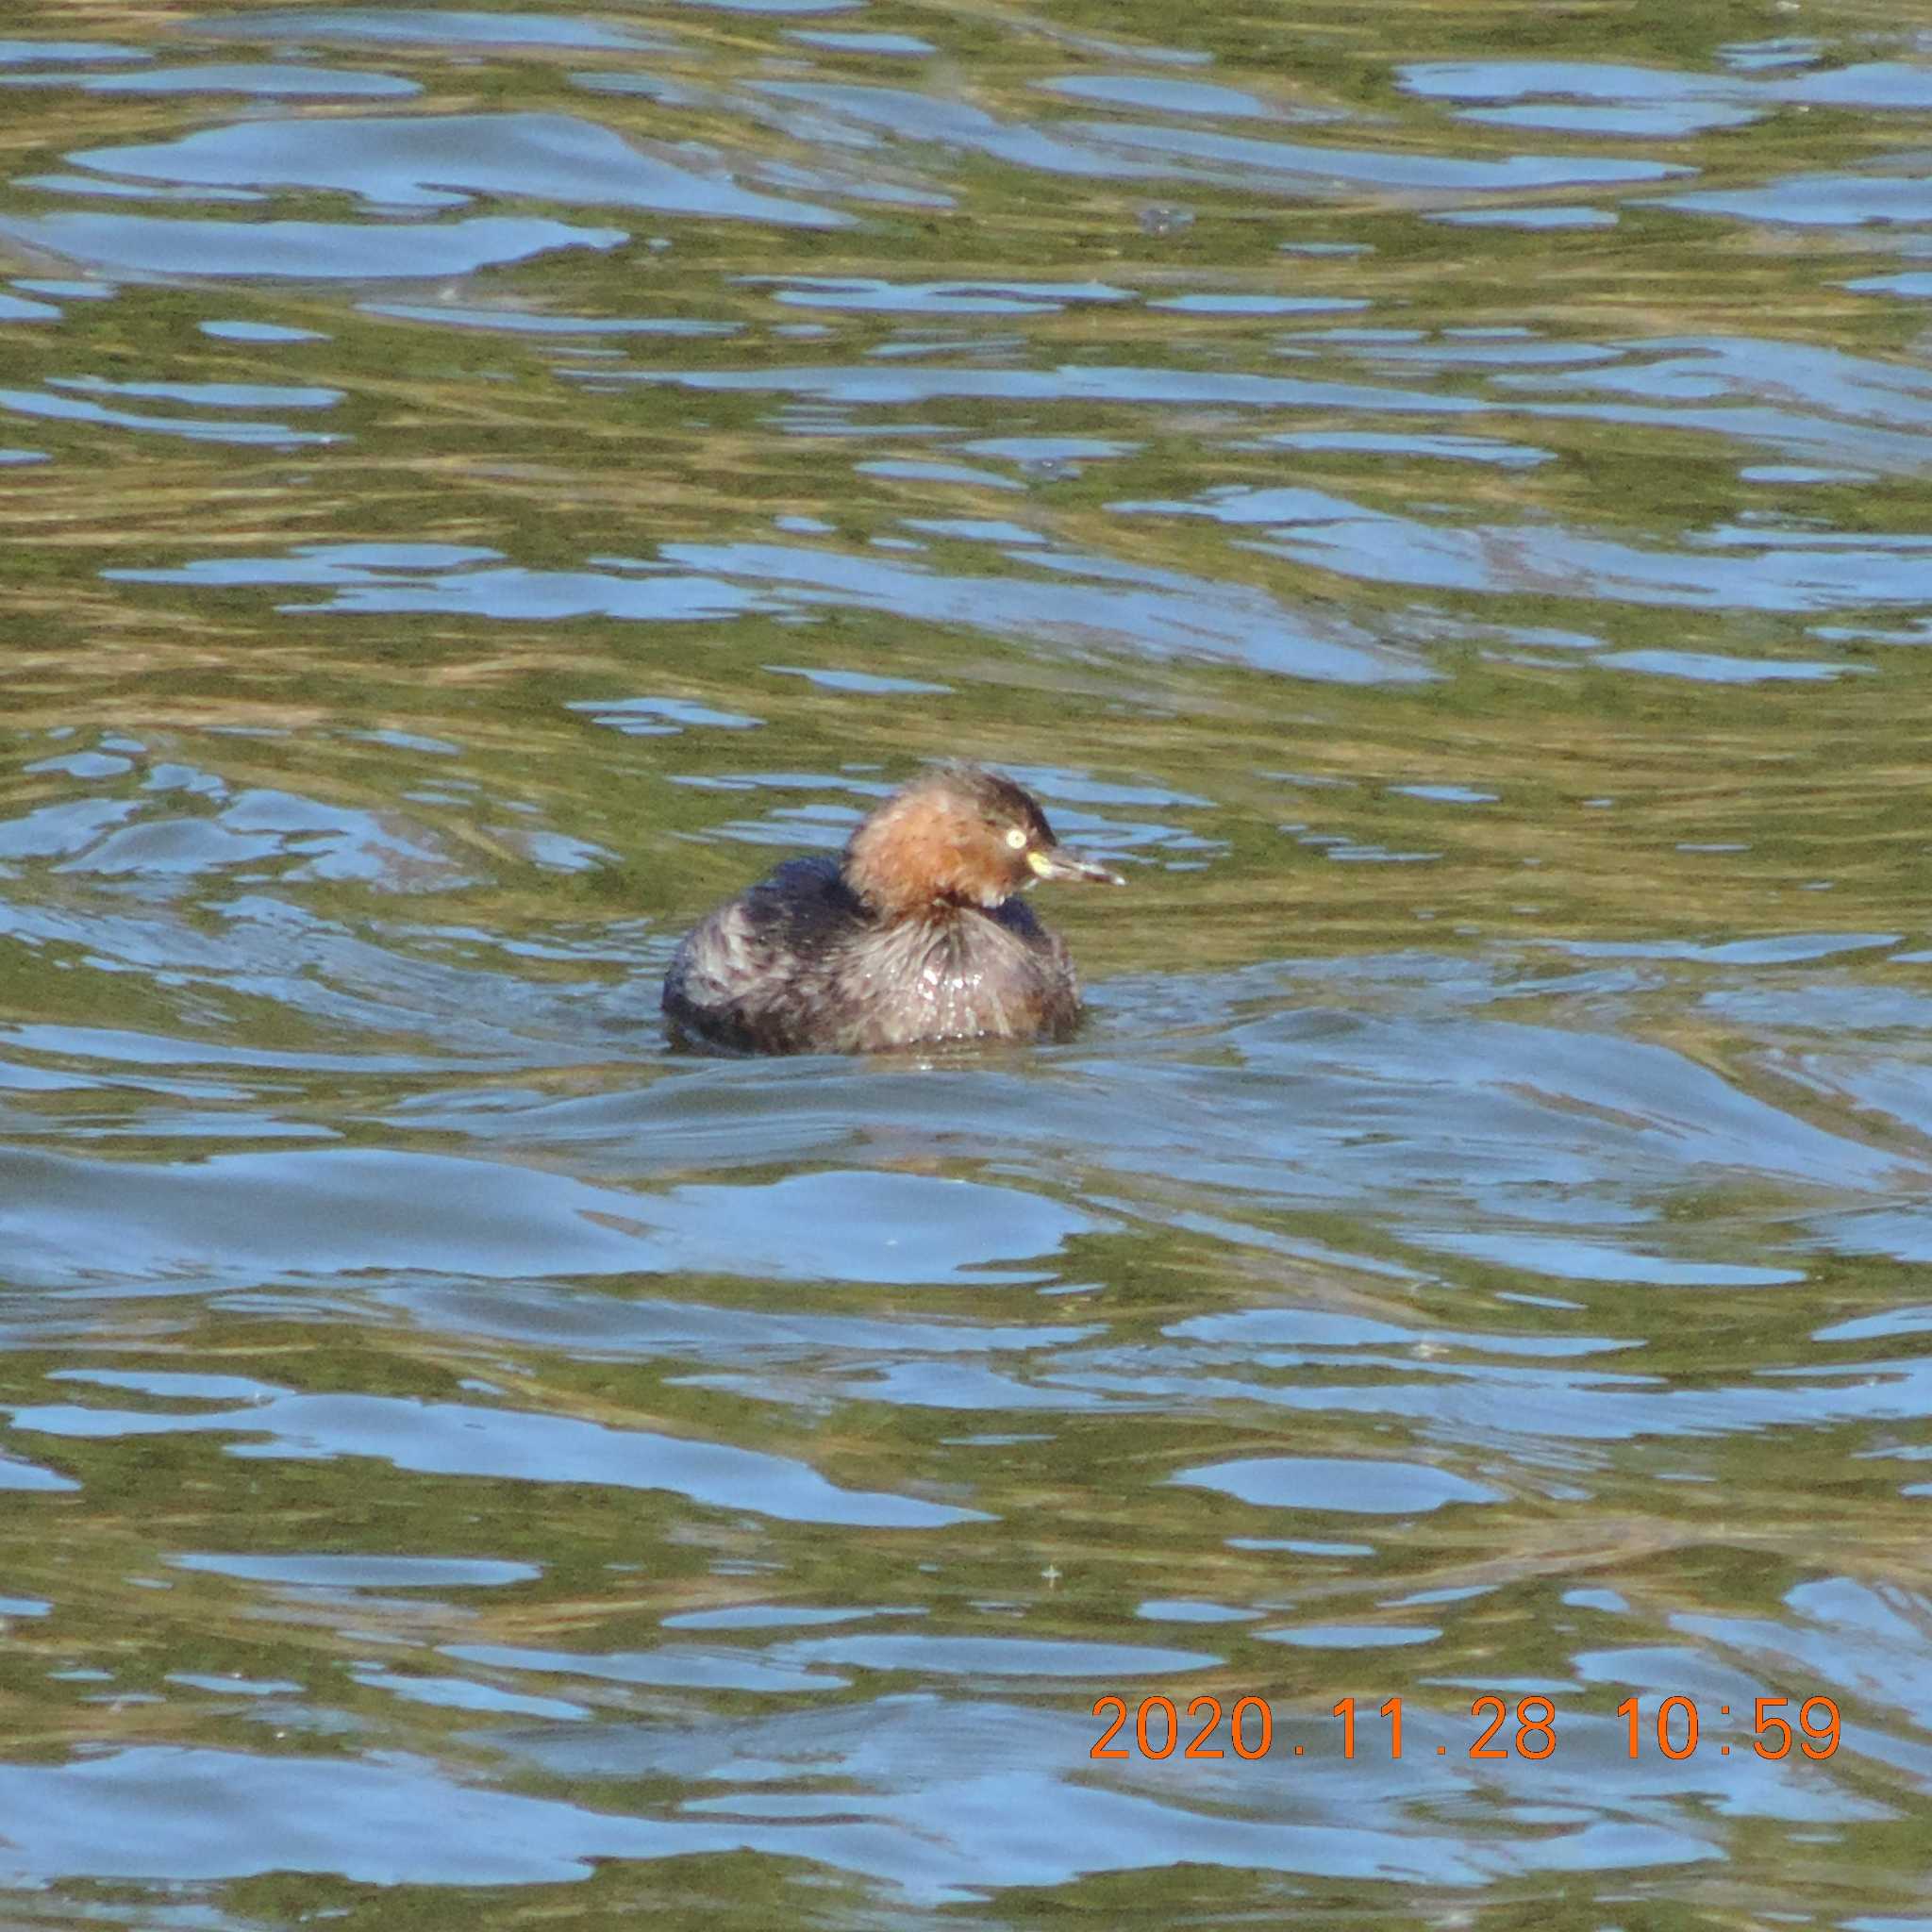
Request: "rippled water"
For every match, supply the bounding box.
[5,1,1932,1923]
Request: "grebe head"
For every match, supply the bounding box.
[843,764,1125,917]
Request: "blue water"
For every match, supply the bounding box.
[2,4,1932,1923]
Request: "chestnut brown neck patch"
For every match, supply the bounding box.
[843,767,1050,915]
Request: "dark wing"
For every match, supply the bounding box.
[739,855,868,956]
[989,893,1046,942]
[663,856,870,1052]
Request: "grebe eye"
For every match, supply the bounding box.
[1004,826,1028,850]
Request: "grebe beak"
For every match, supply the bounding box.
[1026,846,1126,887]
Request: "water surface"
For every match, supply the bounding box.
[3,1,1932,1924]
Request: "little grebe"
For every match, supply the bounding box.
[662,764,1124,1054]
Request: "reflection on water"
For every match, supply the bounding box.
[4,0,1932,1924]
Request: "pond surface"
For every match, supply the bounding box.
[4,0,1932,1924]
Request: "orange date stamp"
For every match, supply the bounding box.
[1091,1693,1841,1762]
